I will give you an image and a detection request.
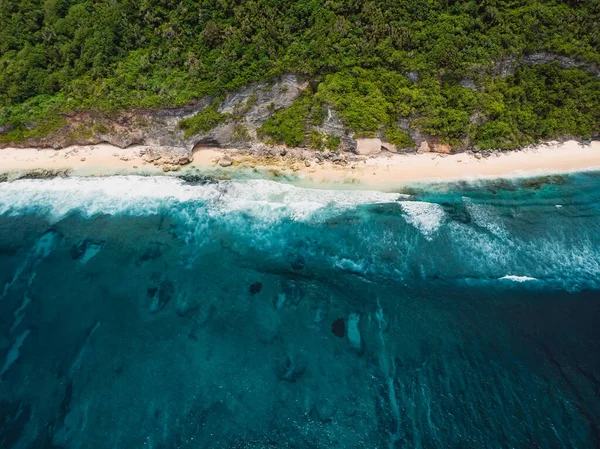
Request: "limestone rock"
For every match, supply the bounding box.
[433,143,452,154]
[142,149,162,163]
[418,141,431,153]
[404,71,419,82]
[355,138,382,155]
[218,156,233,167]
[381,142,398,153]
[459,78,477,90]
[102,131,143,149]
[314,108,354,152]
[0,124,14,134]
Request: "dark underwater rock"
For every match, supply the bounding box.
[520,175,566,190]
[249,282,262,295]
[137,242,165,265]
[332,318,345,337]
[0,245,18,256]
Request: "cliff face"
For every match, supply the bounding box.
[489,52,600,79]
[1,53,599,160]
[0,75,308,161]
[0,74,469,158]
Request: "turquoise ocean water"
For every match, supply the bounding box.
[0,174,599,448]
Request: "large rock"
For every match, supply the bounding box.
[355,138,382,155]
[218,156,233,167]
[99,130,144,149]
[433,143,452,154]
[381,142,398,153]
[418,141,431,153]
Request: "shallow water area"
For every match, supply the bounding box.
[0,174,599,448]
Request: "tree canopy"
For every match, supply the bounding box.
[0,0,598,148]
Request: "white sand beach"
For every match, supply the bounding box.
[1,140,599,189]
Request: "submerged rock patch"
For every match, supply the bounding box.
[331,318,345,337]
[249,281,262,295]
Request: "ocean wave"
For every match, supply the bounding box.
[399,201,446,240]
[0,176,403,223]
[1,176,599,292]
[462,197,509,239]
[499,275,538,282]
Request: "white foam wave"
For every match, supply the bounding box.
[0,176,403,222]
[333,257,367,274]
[463,197,508,238]
[400,201,445,240]
[499,275,538,283]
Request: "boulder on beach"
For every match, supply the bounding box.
[355,138,382,155]
[433,143,452,154]
[418,141,431,153]
[218,156,233,167]
[381,142,398,153]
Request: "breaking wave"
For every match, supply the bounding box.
[1,175,599,291]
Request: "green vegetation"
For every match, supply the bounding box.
[307,131,341,151]
[0,0,598,146]
[384,124,414,148]
[259,64,598,148]
[476,64,600,149]
[178,101,229,138]
[258,93,312,146]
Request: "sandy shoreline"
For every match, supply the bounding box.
[1,140,599,189]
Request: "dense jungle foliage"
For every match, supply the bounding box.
[0,0,599,148]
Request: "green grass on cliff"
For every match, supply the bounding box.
[178,101,230,138]
[0,0,599,146]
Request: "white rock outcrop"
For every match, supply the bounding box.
[355,138,382,155]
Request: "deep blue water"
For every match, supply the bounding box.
[0,174,599,448]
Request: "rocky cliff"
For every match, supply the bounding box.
[1,53,598,163]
